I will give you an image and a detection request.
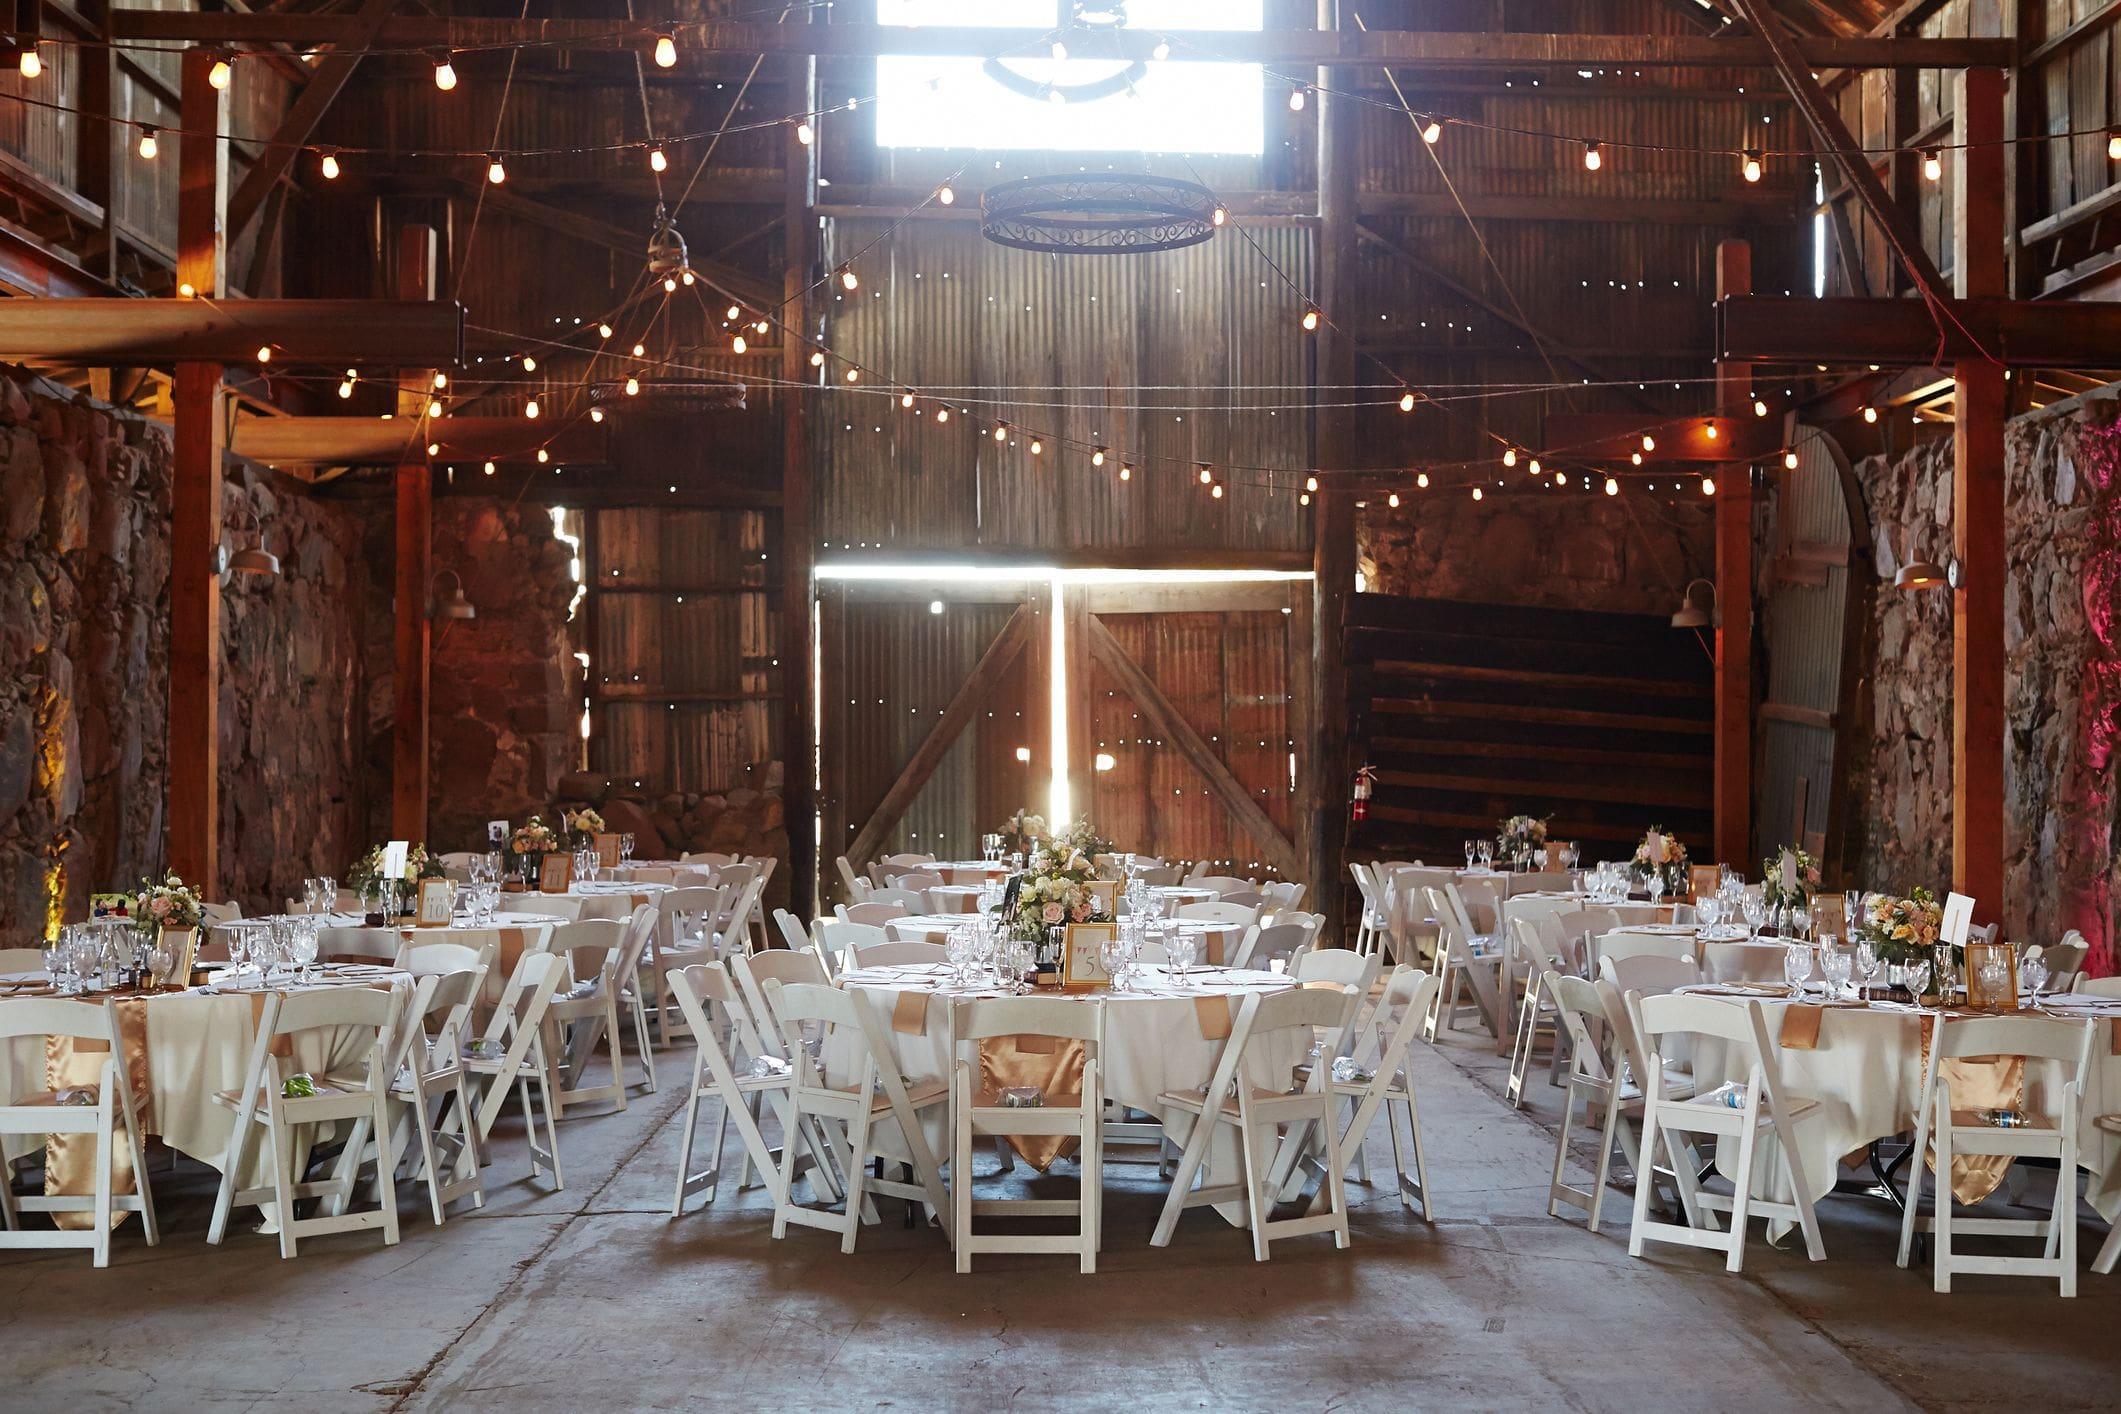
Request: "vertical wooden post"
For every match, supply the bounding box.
[1953,69,2007,923]
[167,47,227,891]
[391,225,438,842]
[76,0,120,282]
[1713,239,1753,869]
[779,48,819,920]
[1305,0,1356,941]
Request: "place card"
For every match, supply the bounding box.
[1814,892,1847,931]
[416,877,455,927]
[1964,940,2018,1011]
[538,853,574,892]
[1062,922,1116,992]
[1689,864,1721,902]
[594,833,622,868]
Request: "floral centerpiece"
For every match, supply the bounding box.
[1055,817,1114,867]
[1008,848,1107,950]
[565,807,606,846]
[1760,844,1821,910]
[1854,886,1943,966]
[1497,813,1550,864]
[996,809,1047,857]
[347,843,444,895]
[1627,827,1691,896]
[508,816,561,885]
[131,873,204,934]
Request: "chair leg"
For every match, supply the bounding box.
[1626,1101,1660,1259]
[1548,1076,1580,1221]
[632,995,658,1093]
[374,1091,401,1247]
[841,1105,875,1254]
[1722,1125,1759,1274]
[413,1095,447,1224]
[120,1092,158,1247]
[91,1107,114,1269]
[2056,1155,2077,1298]
[952,1101,973,1275]
[266,1103,298,1261]
[670,1086,702,1218]
[2092,1210,2121,1276]
[1150,1109,1219,1248]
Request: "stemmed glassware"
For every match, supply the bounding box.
[1742,893,1768,939]
[2021,952,2050,999]
[620,833,636,866]
[1818,936,1852,999]
[288,917,319,985]
[1852,938,1881,998]
[1168,932,1198,987]
[946,926,972,985]
[1782,940,1815,997]
[1476,840,1494,871]
[1463,839,1477,870]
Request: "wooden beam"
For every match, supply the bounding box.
[1086,613,1300,879]
[107,13,2016,68]
[0,299,465,365]
[1542,412,1783,464]
[1953,69,2006,925]
[474,186,779,310]
[1728,0,1949,303]
[781,41,819,922]
[1714,239,1754,869]
[1718,294,2121,368]
[844,606,1035,872]
[232,415,605,465]
[224,0,399,251]
[167,47,225,894]
[391,225,436,844]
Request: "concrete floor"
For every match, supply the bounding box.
[7,1024,2118,1412]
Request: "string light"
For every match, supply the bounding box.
[1741,149,1763,183]
[1923,148,1942,181]
[426,442,440,456]
[1300,306,1320,331]
[839,265,859,291]
[994,422,1010,442]
[935,407,950,423]
[137,127,158,160]
[1471,486,1484,501]
[337,372,355,399]
[178,283,195,297]
[433,372,449,389]
[1387,491,1401,507]
[1604,476,1619,496]
[1702,475,1717,495]
[427,398,443,417]
[17,46,40,80]
[1211,483,1225,499]
[1119,463,1132,481]
[1416,472,1429,488]
[597,323,613,339]
[208,54,233,90]
[732,333,747,353]
[1399,391,1416,412]
[525,397,541,419]
[319,148,341,179]
[625,375,641,395]
[1305,475,1318,493]
[1091,446,1106,466]
[1703,421,1719,441]
[1783,448,1799,469]
[1029,437,1043,455]
[809,349,826,368]
[1300,492,1311,506]
[537,448,551,464]
[649,145,668,173]
[1288,84,1307,111]
[1631,451,1643,465]
[754,319,767,333]
[256,344,272,364]
[486,152,507,184]
[1212,205,1228,226]
[653,31,678,68]
[632,342,646,357]
[937,183,955,206]
[844,367,859,383]
[1753,397,1768,417]
[1583,140,1603,171]
[663,276,678,293]
[725,304,741,321]
[1553,471,1567,487]
[795,120,814,146]
[899,391,916,408]
[1502,447,1517,468]
[2110,127,2121,161]
[432,51,457,92]
[483,460,496,476]
[590,407,605,423]
[1641,433,1656,451]
[521,356,536,372]
[1419,114,1442,144]
[1152,39,1171,61]
[1862,405,1879,423]
[1528,457,1542,475]
[1198,465,1213,485]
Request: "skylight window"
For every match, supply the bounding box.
[875,0,1264,155]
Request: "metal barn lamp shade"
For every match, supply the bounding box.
[214,504,281,581]
[1671,577,1718,629]
[431,568,476,620]
[1893,556,1950,590]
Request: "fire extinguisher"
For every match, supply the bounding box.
[1351,765,1377,822]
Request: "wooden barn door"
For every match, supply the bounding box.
[1065,580,1307,880]
[817,579,1047,890]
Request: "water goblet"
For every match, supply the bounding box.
[1905,957,1932,1002]
[1100,935,1126,991]
[1476,840,1494,870]
[47,931,75,994]
[1169,932,1198,986]
[1647,873,1666,909]
[1697,894,1724,932]
[1819,938,1852,999]
[1791,904,1813,941]
[1782,940,1814,997]
[1844,891,1864,940]
[1977,950,2010,1004]
[290,917,319,985]
[1742,894,1768,940]
[621,832,636,864]
[1853,939,1881,998]
[2020,952,2049,999]
[1463,839,1477,870]
[946,927,972,984]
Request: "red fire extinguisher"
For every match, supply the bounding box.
[1351,765,1377,822]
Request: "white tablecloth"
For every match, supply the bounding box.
[829,963,1305,1224]
[1686,992,2121,1220]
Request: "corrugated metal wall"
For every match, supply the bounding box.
[1755,428,1854,857]
[588,508,780,793]
[814,218,1314,556]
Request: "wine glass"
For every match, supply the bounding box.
[1782,941,1814,997]
[970,920,996,984]
[1100,935,1126,991]
[1463,839,1477,870]
[621,832,636,865]
[2021,952,2049,999]
[289,917,318,985]
[946,926,972,984]
[1819,937,1851,999]
[1697,894,1724,932]
[1791,903,1813,941]
[1476,840,1494,870]
[1853,939,1880,998]
[47,931,76,994]
[1905,956,1932,1002]
[1844,891,1864,941]
[1742,893,1768,939]
[1168,932,1198,986]
[1647,873,1666,910]
[1976,949,2010,1004]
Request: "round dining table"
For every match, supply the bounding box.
[828,961,1306,1223]
[884,914,1249,965]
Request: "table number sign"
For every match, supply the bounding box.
[1061,922,1117,992]
[538,853,574,892]
[416,877,455,927]
[1086,879,1118,920]
[594,833,622,869]
[1689,864,1721,902]
[1964,940,2019,1011]
[1813,893,1847,934]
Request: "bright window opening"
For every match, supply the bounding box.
[875,0,1264,155]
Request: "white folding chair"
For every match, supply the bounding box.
[1600,952,1699,997]
[847,938,951,970]
[609,903,660,1093]
[819,919,888,973]
[463,951,569,1189]
[1544,974,1697,1234]
[1626,993,1824,1273]
[868,886,929,913]
[1422,884,1504,1041]
[1700,942,1787,985]
[949,996,1104,1273]
[1189,876,1254,898]
[396,939,493,977]
[314,927,403,964]
[1598,930,1697,969]
[1348,863,1388,959]
[1219,889,1268,910]
[1176,901,1262,928]
[1296,966,1438,1219]
[1504,918,1565,1102]
[0,997,159,1267]
[764,981,951,1253]
[0,946,47,973]
[385,967,488,1223]
[1231,921,1312,973]
[208,982,409,1259]
[835,855,873,903]
[1151,985,1356,1261]
[1896,1013,2094,1295]
[837,901,909,928]
[541,918,631,1117]
[774,907,838,981]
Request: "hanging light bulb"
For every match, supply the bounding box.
[1641,433,1656,452]
[2109,127,2121,161]
[1211,204,1228,227]
[17,45,40,79]
[1741,149,1764,183]
[1604,476,1619,496]
[1416,471,1430,488]
[432,51,457,91]
[724,304,741,321]
[901,391,916,409]
[1783,448,1799,469]
[1399,391,1416,413]
[525,397,541,419]
[663,276,677,293]
[1119,463,1132,481]
[994,422,1009,442]
[208,54,233,90]
[1923,148,1942,181]
[937,183,955,206]
[319,148,341,180]
[654,31,678,68]
[1420,114,1443,145]
[732,334,748,353]
[1583,140,1603,171]
[935,407,950,423]
[337,376,355,399]
[1502,447,1517,468]
[521,355,536,372]
[1472,486,1484,501]
[839,266,859,291]
[1211,483,1224,499]
[1702,475,1717,495]
[1528,457,1542,476]
[1862,404,1879,424]
[256,344,272,364]
[809,350,826,368]
[795,120,814,146]
[427,398,443,417]
[1301,306,1320,331]
[137,127,159,160]
[1631,451,1643,466]
[178,282,195,298]
[1555,471,1568,487]
[1152,38,1171,61]
[625,375,641,395]
[1198,465,1213,485]
[486,152,507,184]
[1305,475,1318,493]
[432,371,448,390]
[537,448,551,465]
[844,367,859,383]
[1288,84,1307,112]
[482,460,496,476]
[1387,491,1401,508]
[1704,421,1720,441]
[590,407,605,423]
[1029,437,1043,455]
[1753,396,1768,417]
[426,442,440,456]
[649,145,668,173]
[597,323,613,339]
[1300,492,1311,507]
[1091,446,1106,466]
[632,342,646,357]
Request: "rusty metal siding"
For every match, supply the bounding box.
[815,217,1313,556]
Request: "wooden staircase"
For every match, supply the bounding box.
[1346,593,1714,866]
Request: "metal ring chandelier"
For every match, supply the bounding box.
[979,173,1220,255]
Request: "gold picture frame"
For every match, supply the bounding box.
[1964,939,2019,1011]
[1812,892,1848,937]
[1688,864,1721,902]
[594,833,622,869]
[538,853,574,893]
[416,876,456,927]
[1061,922,1117,992]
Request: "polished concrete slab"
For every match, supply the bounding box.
[5,1023,2116,1411]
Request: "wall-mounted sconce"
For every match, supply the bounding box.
[213,503,280,582]
[1670,577,1719,629]
[431,568,476,620]
[1893,553,1956,591]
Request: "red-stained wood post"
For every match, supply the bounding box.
[392,225,438,842]
[1713,238,1753,870]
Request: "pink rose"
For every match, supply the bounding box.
[151,896,172,919]
[1041,902,1064,925]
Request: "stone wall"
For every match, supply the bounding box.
[1358,487,1715,614]
[0,368,374,943]
[420,498,580,853]
[1850,392,2121,972]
